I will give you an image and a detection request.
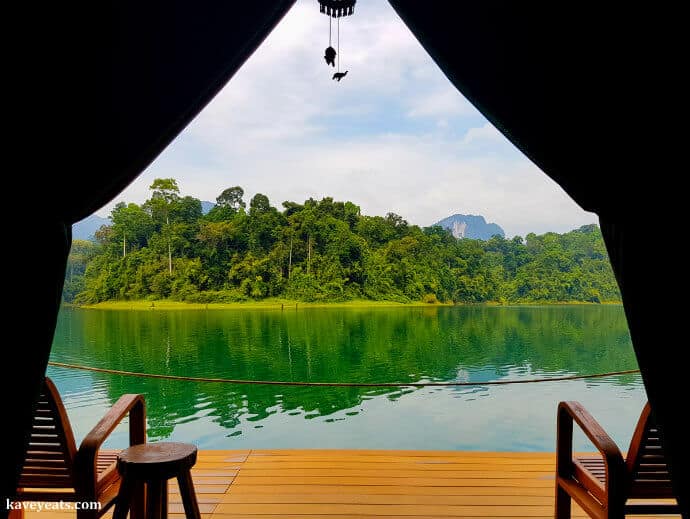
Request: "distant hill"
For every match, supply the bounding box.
[434,214,505,240]
[72,214,110,241]
[201,201,214,214]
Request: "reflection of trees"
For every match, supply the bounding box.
[51,306,635,440]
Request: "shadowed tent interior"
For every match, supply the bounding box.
[4,1,687,515]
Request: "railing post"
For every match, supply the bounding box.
[555,403,572,518]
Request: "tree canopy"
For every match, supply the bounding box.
[68,179,621,305]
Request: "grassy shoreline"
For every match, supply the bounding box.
[69,299,622,311]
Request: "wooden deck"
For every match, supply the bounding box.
[22,450,679,519]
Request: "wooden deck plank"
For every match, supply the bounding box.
[170,476,236,484]
[248,449,556,455]
[219,493,560,505]
[232,480,554,487]
[169,502,218,514]
[198,450,252,456]
[233,469,554,478]
[237,457,554,470]
[241,457,557,463]
[214,503,588,516]
[172,484,232,493]
[210,516,567,519]
[169,493,225,504]
[208,512,660,519]
[224,484,554,496]
[20,449,679,519]
[190,471,240,477]
[195,466,242,470]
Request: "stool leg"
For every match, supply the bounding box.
[146,480,167,519]
[160,480,168,519]
[177,470,201,519]
[113,477,133,519]
[130,481,146,519]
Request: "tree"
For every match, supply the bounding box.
[63,240,98,302]
[247,193,283,254]
[146,178,180,274]
[110,202,154,257]
[385,212,409,237]
[149,178,180,209]
[282,201,303,217]
[356,216,397,246]
[207,186,246,221]
[249,193,271,215]
[171,196,203,224]
[216,186,245,210]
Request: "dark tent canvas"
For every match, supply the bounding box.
[4,1,686,514]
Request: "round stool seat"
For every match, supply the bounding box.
[114,442,200,519]
[118,442,197,480]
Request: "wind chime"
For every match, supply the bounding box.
[318,0,355,82]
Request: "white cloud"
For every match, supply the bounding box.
[407,89,474,119]
[461,123,504,145]
[98,0,596,239]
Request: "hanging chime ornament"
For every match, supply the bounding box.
[318,0,355,82]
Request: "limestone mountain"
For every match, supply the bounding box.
[434,214,505,240]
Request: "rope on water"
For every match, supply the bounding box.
[47,361,640,388]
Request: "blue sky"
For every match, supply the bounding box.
[100,0,596,237]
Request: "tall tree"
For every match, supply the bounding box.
[207,186,245,222]
[110,202,154,257]
[249,193,271,215]
[216,186,246,210]
[146,178,180,274]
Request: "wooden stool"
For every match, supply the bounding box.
[114,442,201,519]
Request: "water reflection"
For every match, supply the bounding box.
[48,305,645,450]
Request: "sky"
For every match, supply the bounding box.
[98,1,596,238]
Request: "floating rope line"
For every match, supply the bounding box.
[47,361,640,387]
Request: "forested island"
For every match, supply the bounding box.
[65,178,621,305]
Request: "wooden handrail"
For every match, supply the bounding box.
[557,401,626,515]
[74,394,146,496]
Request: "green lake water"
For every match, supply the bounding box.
[48,305,645,451]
